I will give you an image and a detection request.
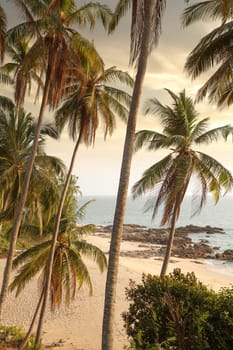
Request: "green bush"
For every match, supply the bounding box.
[0,325,40,349]
[123,268,233,350]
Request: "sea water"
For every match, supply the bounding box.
[79,194,233,276]
[79,194,233,253]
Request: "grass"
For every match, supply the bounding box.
[0,325,39,349]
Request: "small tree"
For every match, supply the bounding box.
[123,269,233,350]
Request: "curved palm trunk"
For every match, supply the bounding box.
[0,70,52,319]
[35,132,82,346]
[0,190,11,234]
[19,287,45,350]
[101,2,156,349]
[160,196,181,277]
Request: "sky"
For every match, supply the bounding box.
[1,0,233,196]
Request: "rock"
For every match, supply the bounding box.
[215,253,223,260]
[97,224,227,261]
[217,249,233,261]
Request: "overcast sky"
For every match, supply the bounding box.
[1,0,233,196]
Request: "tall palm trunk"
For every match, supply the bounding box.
[160,195,181,277]
[0,69,52,319]
[101,2,156,349]
[0,190,11,234]
[19,288,45,350]
[35,131,83,346]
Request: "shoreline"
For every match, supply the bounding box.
[1,234,233,350]
[89,235,233,288]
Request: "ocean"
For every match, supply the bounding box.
[79,194,233,253]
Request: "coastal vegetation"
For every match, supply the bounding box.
[183,0,233,106]
[0,325,37,350]
[123,269,233,350]
[0,1,112,328]
[0,1,133,348]
[0,0,233,349]
[102,2,166,348]
[132,89,233,276]
[9,193,107,349]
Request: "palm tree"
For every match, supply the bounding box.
[9,199,107,349]
[0,5,6,62]
[182,0,233,105]
[0,97,65,229]
[132,89,233,276]
[35,64,133,345]
[0,37,44,111]
[10,225,106,307]
[0,0,112,317]
[102,1,166,349]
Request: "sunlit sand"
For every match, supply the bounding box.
[1,234,232,350]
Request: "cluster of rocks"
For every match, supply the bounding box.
[97,224,233,261]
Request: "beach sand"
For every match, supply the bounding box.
[1,235,233,350]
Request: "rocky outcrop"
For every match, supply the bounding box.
[216,250,233,261]
[97,224,225,260]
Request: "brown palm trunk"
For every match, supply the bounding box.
[0,69,52,319]
[35,133,82,346]
[19,287,45,350]
[101,2,156,349]
[0,190,11,233]
[160,196,181,277]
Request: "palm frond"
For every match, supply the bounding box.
[195,125,233,144]
[101,86,132,108]
[217,81,233,106]
[182,0,233,27]
[73,240,107,273]
[10,242,51,296]
[0,96,15,112]
[190,118,209,141]
[71,32,104,73]
[196,58,233,103]
[76,200,95,222]
[39,123,59,139]
[132,154,173,198]
[76,224,96,236]
[104,67,134,88]
[68,247,93,295]
[109,0,132,33]
[159,154,193,225]
[185,21,233,79]
[134,129,171,152]
[197,151,233,194]
[70,2,112,30]
[12,240,51,269]
[130,0,166,65]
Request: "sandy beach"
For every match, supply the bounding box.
[1,234,233,350]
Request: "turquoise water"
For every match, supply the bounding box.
[79,195,233,252]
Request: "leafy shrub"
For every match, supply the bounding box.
[123,268,233,350]
[0,325,39,349]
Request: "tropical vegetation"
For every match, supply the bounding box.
[0,325,38,350]
[34,30,133,350]
[132,89,233,276]
[102,2,166,349]
[0,0,233,349]
[9,177,106,349]
[183,0,233,106]
[123,268,233,350]
[0,96,65,230]
[10,217,106,310]
[0,0,112,321]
